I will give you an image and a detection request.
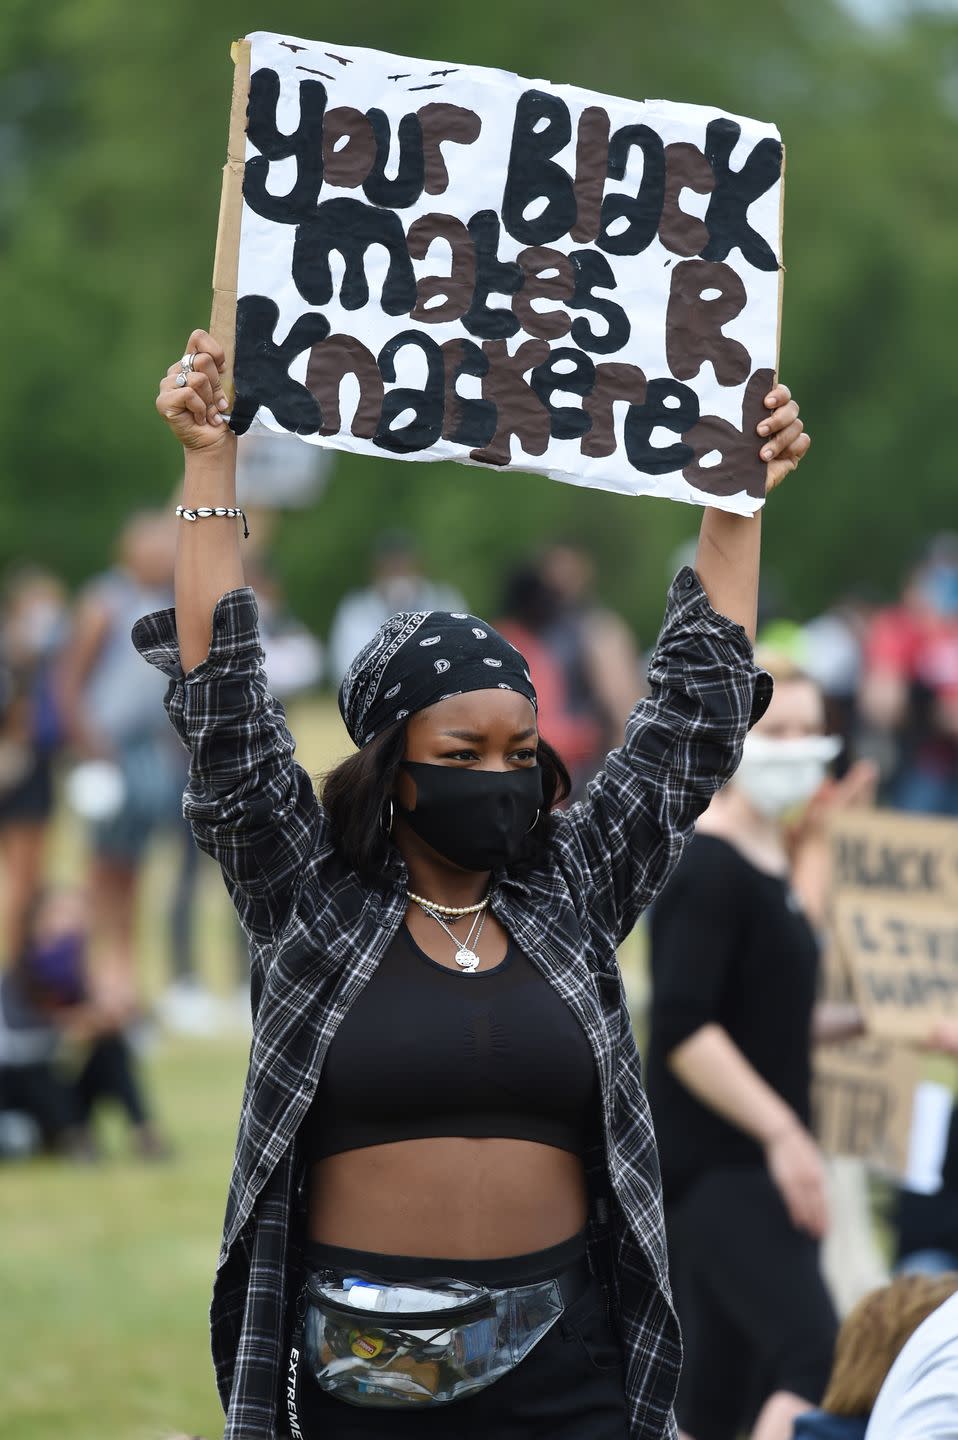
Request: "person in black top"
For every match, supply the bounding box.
[647,657,874,1440]
[151,328,811,1440]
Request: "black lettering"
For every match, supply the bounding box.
[362,109,425,209]
[624,378,698,474]
[244,69,326,224]
[567,250,630,355]
[375,331,444,453]
[292,198,416,313]
[530,347,595,441]
[501,90,577,245]
[462,210,522,340]
[440,339,497,448]
[598,124,665,256]
[702,118,782,272]
[231,296,327,436]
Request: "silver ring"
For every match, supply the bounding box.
[179,352,197,372]
[174,372,188,388]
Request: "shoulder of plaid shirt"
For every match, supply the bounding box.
[132,563,771,1440]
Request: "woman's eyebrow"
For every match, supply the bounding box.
[439,727,538,743]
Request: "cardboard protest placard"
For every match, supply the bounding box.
[812,1037,922,1179]
[212,31,785,514]
[810,810,958,1176]
[833,893,958,1042]
[811,934,923,1177]
[828,808,958,909]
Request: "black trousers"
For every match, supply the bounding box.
[666,1166,838,1440]
[282,1235,630,1439]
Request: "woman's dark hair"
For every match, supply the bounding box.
[321,719,572,885]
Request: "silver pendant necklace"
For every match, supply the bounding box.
[412,900,488,973]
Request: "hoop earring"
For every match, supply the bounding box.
[381,799,395,837]
[526,809,540,834]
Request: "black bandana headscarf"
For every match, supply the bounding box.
[338,611,538,747]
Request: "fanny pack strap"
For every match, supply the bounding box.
[285,1283,308,1440]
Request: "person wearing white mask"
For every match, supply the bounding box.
[645,656,877,1440]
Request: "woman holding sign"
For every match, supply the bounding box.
[143,328,808,1440]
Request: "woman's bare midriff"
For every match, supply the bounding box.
[309,1136,590,1257]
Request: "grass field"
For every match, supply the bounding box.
[1,697,352,1440]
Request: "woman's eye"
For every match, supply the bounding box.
[443,749,478,762]
[512,749,538,763]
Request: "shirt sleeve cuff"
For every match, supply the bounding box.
[131,587,261,681]
[659,567,773,729]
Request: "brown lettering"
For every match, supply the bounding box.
[660,142,715,257]
[322,107,377,188]
[305,334,384,438]
[682,367,773,500]
[581,362,647,458]
[418,103,482,195]
[571,106,611,243]
[666,258,752,387]
[512,246,574,340]
[470,339,551,466]
[407,213,476,324]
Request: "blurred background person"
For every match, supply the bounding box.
[327,529,466,684]
[57,511,187,1005]
[863,1279,958,1440]
[0,567,68,965]
[801,591,877,776]
[495,563,605,796]
[0,888,166,1161]
[859,534,958,815]
[539,540,644,776]
[792,1272,958,1440]
[646,656,876,1440]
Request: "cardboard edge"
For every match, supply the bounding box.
[773,142,786,384]
[210,38,251,401]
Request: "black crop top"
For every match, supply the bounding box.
[306,926,598,1161]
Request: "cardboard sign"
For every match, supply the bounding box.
[214,31,785,514]
[828,809,958,909]
[812,1037,923,1179]
[834,893,958,1041]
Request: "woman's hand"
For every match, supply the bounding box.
[156,329,231,451]
[765,1121,829,1238]
[758,383,811,493]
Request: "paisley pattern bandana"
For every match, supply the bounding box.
[338,611,538,746]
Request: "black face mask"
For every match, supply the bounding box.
[398,762,544,872]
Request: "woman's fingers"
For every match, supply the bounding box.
[758,398,799,439]
[764,382,791,410]
[186,328,226,371]
[190,351,228,420]
[761,417,804,461]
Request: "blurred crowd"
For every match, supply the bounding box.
[2,509,958,1162]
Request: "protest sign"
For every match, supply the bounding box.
[812,935,922,1177]
[212,31,785,514]
[810,810,958,1176]
[833,893,958,1042]
[812,1037,922,1179]
[829,808,958,909]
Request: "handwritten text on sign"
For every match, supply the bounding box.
[231,33,783,513]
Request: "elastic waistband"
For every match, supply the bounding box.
[305,1228,588,1288]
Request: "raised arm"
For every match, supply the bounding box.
[155,328,242,670]
[695,383,808,638]
[138,330,322,949]
[554,383,810,941]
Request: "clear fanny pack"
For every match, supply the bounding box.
[300,1266,565,1408]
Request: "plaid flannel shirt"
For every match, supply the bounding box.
[133,565,770,1440]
